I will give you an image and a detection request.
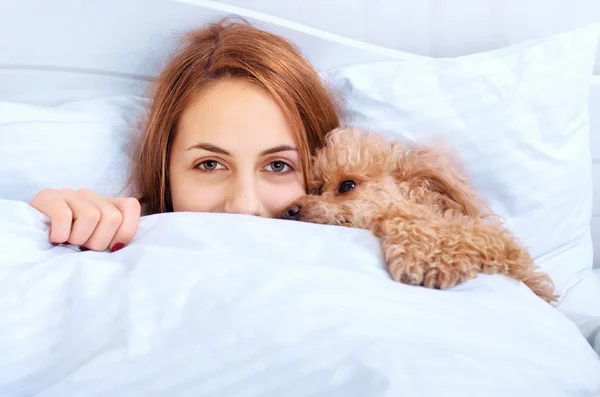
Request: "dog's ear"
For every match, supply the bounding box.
[390,143,486,217]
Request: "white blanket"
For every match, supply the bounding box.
[1,199,599,397]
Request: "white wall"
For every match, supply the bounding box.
[216,0,600,74]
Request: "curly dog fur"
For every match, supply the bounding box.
[282,127,558,304]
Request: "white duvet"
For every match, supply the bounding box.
[1,199,599,397]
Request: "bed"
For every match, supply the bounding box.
[1,1,600,396]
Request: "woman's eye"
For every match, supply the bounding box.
[196,160,225,171]
[265,161,292,173]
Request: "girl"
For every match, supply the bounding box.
[29,17,342,252]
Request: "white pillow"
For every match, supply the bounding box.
[0,95,148,202]
[321,23,600,298]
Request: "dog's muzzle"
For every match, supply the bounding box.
[281,205,301,221]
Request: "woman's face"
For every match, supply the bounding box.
[169,78,305,218]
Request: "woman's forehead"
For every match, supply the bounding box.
[175,79,298,152]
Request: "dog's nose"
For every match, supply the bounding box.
[281,205,301,221]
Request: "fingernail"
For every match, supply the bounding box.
[80,246,90,252]
[111,242,125,253]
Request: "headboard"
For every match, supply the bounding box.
[2,0,600,266]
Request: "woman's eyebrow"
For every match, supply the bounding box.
[260,145,298,156]
[186,143,231,156]
[186,143,297,156]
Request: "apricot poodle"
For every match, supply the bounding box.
[282,127,558,304]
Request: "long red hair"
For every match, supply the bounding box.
[130,17,342,214]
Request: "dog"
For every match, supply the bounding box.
[281,127,558,304]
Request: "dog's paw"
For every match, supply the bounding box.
[422,265,478,289]
[383,239,428,287]
[393,267,423,286]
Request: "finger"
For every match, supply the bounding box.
[65,195,102,247]
[80,196,125,251]
[29,189,73,244]
[48,201,75,244]
[107,197,141,251]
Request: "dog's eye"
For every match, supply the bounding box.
[337,180,356,194]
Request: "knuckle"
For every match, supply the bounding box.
[85,208,102,223]
[124,196,141,208]
[121,197,141,214]
[36,188,57,198]
[76,188,96,197]
[104,208,124,226]
[54,207,73,222]
[30,188,59,208]
[59,188,76,197]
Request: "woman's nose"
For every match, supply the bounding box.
[224,178,262,216]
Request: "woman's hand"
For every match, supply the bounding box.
[29,188,141,252]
